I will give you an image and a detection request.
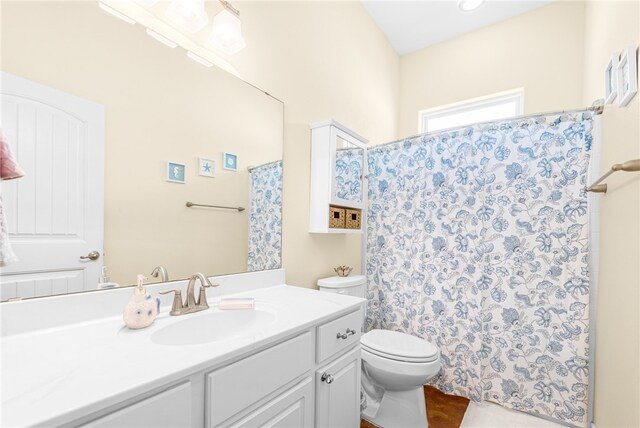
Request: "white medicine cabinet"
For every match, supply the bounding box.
[309,120,368,234]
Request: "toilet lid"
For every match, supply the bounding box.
[361,329,439,362]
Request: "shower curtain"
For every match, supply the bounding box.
[247,160,283,272]
[335,146,365,203]
[365,112,593,427]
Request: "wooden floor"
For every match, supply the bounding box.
[360,386,470,428]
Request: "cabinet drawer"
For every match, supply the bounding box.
[207,332,312,427]
[81,382,191,428]
[316,310,361,363]
[230,377,313,428]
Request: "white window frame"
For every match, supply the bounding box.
[419,88,524,134]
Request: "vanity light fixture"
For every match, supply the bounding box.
[99,2,136,24]
[209,0,246,55]
[187,51,214,67]
[166,0,209,33]
[146,28,178,48]
[457,0,485,12]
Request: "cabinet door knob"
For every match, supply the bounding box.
[321,372,334,384]
[336,328,356,339]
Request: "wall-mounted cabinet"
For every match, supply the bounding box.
[309,120,368,234]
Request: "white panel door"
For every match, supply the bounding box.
[0,72,104,300]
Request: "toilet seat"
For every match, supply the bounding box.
[361,329,439,363]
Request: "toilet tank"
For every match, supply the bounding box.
[317,275,366,298]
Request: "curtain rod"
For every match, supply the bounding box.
[373,104,604,150]
[246,159,281,172]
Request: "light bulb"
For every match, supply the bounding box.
[458,0,485,12]
[165,0,208,33]
[209,9,246,55]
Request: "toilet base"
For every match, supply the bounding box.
[362,386,428,428]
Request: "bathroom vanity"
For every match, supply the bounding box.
[1,270,364,427]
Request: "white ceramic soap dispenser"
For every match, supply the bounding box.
[123,274,160,329]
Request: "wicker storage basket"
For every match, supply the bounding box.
[345,208,361,229]
[329,206,346,228]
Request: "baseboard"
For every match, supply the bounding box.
[591,422,596,428]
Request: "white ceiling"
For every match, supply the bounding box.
[361,0,553,55]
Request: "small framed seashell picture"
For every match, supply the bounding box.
[616,46,638,107]
[166,161,186,184]
[604,53,618,104]
[223,152,238,172]
[198,157,217,178]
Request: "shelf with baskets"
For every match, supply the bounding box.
[309,120,367,234]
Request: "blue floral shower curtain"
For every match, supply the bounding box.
[366,112,593,427]
[335,146,365,203]
[247,160,283,272]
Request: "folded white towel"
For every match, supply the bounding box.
[218,298,255,310]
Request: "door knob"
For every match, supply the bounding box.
[80,251,100,261]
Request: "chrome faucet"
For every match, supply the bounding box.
[159,272,219,316]
[150,266,169,282]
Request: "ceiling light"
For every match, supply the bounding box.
[209,2,246,55]
[458,0,485,12]
[166,0,209,33]
[146,29,178,48]
[187,51,214,67]
[99,2,136,24]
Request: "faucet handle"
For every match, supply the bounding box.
[203,282,220,288]
[159,289,184,316]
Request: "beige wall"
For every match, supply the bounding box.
[398,1,586,137]
[582,2,640,427]
[227,1,400,288]
[1,2,283,286]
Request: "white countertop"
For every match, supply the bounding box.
[1,284,363,427]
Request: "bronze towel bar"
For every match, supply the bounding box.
[186,202,245,212]
[586,159,640,193]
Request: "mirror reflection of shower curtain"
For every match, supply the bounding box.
[247,160,283,272]
[366,111,594,428]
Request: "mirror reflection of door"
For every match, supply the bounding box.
[334,137,364,205]
[0,72,104,300]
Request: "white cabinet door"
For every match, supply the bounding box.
[230,377,313,428]
[315,347,361,428]
[207,332,312,427]
[80,382,191,428]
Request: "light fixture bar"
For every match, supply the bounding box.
[99,2,137,24]
[218,0,240,17]
[186,51,214,67]
[146,29,178,48]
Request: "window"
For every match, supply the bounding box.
[419,89,524,134]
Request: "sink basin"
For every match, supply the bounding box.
[151,309,276,346]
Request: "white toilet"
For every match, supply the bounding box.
[318,275,441,428]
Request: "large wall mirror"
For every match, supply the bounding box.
[0,1,284,301]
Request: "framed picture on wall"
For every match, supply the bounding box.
[617,46,638,107]
[198,157,217,178]
[223,152,238,172]
[604,53,618,104]
[166,161,186,183]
